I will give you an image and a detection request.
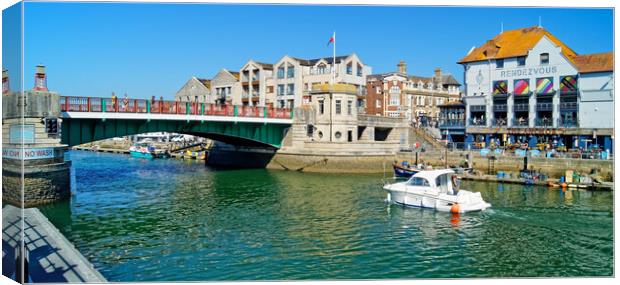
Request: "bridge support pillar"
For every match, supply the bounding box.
[2,89,71,207]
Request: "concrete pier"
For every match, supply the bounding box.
[2,66,72,207]
[2,205,106,282]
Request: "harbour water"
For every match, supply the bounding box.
[39,150,613,281]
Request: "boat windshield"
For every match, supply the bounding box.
[407,177,430,187]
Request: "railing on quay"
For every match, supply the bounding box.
[59,96,293,119]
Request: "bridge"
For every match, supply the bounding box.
[59,96,293,148]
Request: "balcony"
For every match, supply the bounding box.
[536,102,553,111]
[558,118,579,128]
[512,118,529,127]
[535,118,554,127]
[492,104,507,112]
[514,104,529,112]
[470,105,486,112]
[439,120,465,128]
[468,118,486,126]
[560,102,578,111]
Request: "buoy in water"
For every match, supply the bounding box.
[561,182,568,188]
[450,203,460,214]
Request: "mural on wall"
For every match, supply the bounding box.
[536,77,554,94]
[493,80,508,95]
[560,75,578,93]
[513,79,530,95]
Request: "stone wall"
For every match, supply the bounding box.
[397,150,614,180]
[2,160,71,207]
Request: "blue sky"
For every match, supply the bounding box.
[5,2,614,98]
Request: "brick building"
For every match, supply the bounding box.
[365,61,461,124]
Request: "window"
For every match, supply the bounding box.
[277,84,285,96]
[540,53,549,65]
[335,100,342,114]
[517,56,526,66]
[376,99,381,108]
[407,177,430,187]
[389,86,400,94]
[357,64,363,76]
[335,131,342,139]
[319,100,325,114]
[287,64,295,78]
[346,62,353,75]
[389,94,400,106]
[317,63,327,74]
[347,100,352,115]
[287,84,294,95]
[277,66,285,79]
[375,86,381,93]
[496,58,504,68]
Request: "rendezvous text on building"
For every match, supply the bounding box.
[450,26,613,151]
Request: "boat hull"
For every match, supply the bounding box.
[130,151,154,159]
[384,186,491,213]
[130,151,169,159]
[393,164,420,178]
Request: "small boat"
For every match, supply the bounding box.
[129,144,170,159]
[383,169,491,213]
[393,162,422,178]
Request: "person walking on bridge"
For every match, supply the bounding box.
[111,92,118,112]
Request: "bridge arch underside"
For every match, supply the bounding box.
[61,118,290,148]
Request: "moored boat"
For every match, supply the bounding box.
[129,144,170,159]
[393,162,422,178]
[383,169,491,213]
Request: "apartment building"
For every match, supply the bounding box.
[210,69,240,105]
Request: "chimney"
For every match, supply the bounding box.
[33,64,48,91]
[397,60,407,74]
[2,69,9,94]
[434,67,441,79]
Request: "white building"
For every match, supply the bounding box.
[458,26,613,151]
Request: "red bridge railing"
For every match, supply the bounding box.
[59,96,292,119]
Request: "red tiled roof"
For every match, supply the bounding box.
[573,52,614,73]
[458,26,577,64]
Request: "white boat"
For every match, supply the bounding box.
[383,169,491,213]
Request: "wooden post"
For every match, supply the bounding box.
[87,97,91,112]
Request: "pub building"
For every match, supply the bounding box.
[456,26,613,152]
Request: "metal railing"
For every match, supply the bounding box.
[513,104,529,112]
[492,104,507,112]
[59,96,293,119]
[560,102,578,110]
[535,102,553,111]
[439,120,465,128]
[558,118,579,127]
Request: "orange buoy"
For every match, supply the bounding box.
[561,182,568,188]
[450,203,460,214]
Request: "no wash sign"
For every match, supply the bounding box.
[2,147,56,160]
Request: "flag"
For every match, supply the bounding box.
[327,33,335,46]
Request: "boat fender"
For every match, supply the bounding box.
[450,203,460,214]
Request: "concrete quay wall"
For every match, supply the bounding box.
[399,150,614,180]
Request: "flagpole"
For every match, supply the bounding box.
[332,31,336,86]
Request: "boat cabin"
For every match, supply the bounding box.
[405,169,458,195]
